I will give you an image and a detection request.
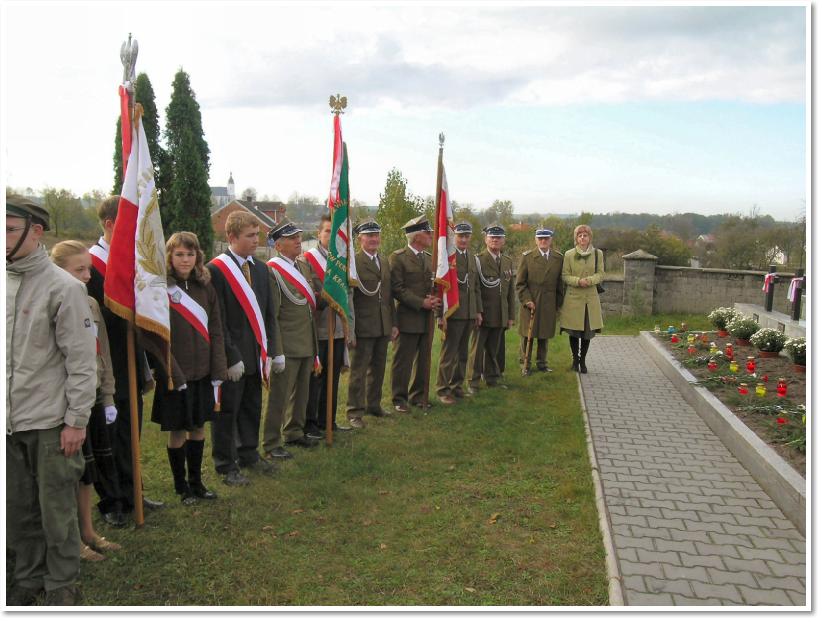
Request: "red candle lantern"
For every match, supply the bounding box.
[671,334,679,343]
[701,333,710,344]
[725,343,734,359]
[707,359,718,371]
[746,357,756,374]
[687,345,697,356]
[776,378,787,398]
[738,383,749,396]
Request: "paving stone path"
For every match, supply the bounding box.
[580,336,806,606]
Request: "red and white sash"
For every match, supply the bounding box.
[89,239,109,277]
[762,273,776,292]
[168,285,210,343]
[267,257,317,310]
[209,254,269,382]
[303,247,327,281]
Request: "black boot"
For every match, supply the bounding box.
[186,439,217,500]
[167,445,196,505]
[579,339,590,374]
[569,336,580,372]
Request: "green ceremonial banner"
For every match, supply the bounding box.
[322,142,352,334]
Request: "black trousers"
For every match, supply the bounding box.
[89,402,124,513]
[306,338,344,431]
[99,394,142,513]
[212,373,262,474]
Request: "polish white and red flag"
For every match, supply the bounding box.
[435,165,459,319]
[104,88,172,382]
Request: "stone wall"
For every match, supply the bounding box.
[599,276,624,317]
[653,266,796,316]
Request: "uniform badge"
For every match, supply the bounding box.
[171,290,183,304]
[84,318,91,328]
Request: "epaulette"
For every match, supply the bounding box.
[391,248,405,256]
[522,249,533,256]
[423,250,432,256]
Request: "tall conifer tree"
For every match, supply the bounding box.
[164,69,213,255]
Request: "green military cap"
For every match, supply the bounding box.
[401,215,432,234]
[6,195,50,230]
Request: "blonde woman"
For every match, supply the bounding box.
[151,232,228,504]
[50,241,122,561]
[558,225,605,373]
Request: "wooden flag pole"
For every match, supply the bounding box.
[121,33,144,527]
[422,133,445,411]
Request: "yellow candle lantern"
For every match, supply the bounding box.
[729,360,739,373]
[755,383,766,397]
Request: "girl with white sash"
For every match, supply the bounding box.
[150,232,228,505]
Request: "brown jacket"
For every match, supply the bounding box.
[516,248,564,339]
[167,274,228,382]
[390,246,433,334]
[449,249,483,320]
[475,250,517,328]
[352,249,395,339]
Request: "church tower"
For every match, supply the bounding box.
[227,172,236,202]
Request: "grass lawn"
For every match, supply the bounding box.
[602,313,712,336]
[78,329,609,606]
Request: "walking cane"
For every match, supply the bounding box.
[522,308,536,376]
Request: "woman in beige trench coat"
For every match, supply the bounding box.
[559,224,605,373]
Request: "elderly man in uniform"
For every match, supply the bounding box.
[516,227,564,373]
[7,197,97,606]
[263,221,321,460]
[346,220,398,427]
[389,215,441,412]
[435,222,483,404]
[467,224,516,392]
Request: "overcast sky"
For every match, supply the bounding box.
[2,2,808,220]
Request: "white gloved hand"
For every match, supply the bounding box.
[272,355,286,374]
[176,383,188,392]
[104,405,118,424]
[227,361,245,382]
[211,379,223,388]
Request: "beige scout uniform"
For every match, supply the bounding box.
[468,250,516,387]
[347,249,395,417]
[516,247,564,370]
[390,246,434,406]
[435,248,482,397]
[262,258,319,451]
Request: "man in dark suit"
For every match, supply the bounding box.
[87,196,162,527]
[207,211,278,485]
[389,215,441,412]
[346,221,397,427]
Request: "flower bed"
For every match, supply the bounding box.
[652,328,806,476]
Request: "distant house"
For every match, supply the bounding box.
[211,199,287,247]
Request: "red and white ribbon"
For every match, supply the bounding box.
[303,247,327,281]
[168,285,210,343]
[762,273,776,292]
[268,257,317,310]
[89,239,109,277]
[787,277,804,302]
[209,254,269,383]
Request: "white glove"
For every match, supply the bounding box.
[104,405,118,424]
[176,383,188,392]
[272,355,286,374]
[227,361,245,382]
[211,379,223,388]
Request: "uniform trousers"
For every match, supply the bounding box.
[469,326,504,387]
[263,356,312,451]
[391,330,432,406]
[346,336,390,416]
[212,372,262,474]
[7,426,84,592]
[520,337,548,369]
[436,319,473,396]
[306,338,344,431]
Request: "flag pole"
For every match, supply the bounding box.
[422,133,444,411]
[120,33,145,527]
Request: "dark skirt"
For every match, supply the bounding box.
[151,376,215,432]
[561,306,601,340]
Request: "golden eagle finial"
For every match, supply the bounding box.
[329,94,347,115]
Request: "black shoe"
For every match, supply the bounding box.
[7,585,44,606]
[572,361,579,372]
[101,511,128,528]
[367,407,391,417]
[579,362,587,374]
[305,429,324,440]
[222,470,250,486]
[44,585,81,606]
[266,447,294,460]
[189,481,218,500]
[142,497,165,511]
[180,490,198,506]
[537,367,553,373]
[244,457,278,475]
[285,436,319,449]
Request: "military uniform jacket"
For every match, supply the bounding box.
[475,250,516,328]
[297,248,351,341]
[449,249,483,321]
[516,248,564,339]
[207,253,277,372]
[390,246,433,334]
[269,259,319,359]
[351,250,395,339]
